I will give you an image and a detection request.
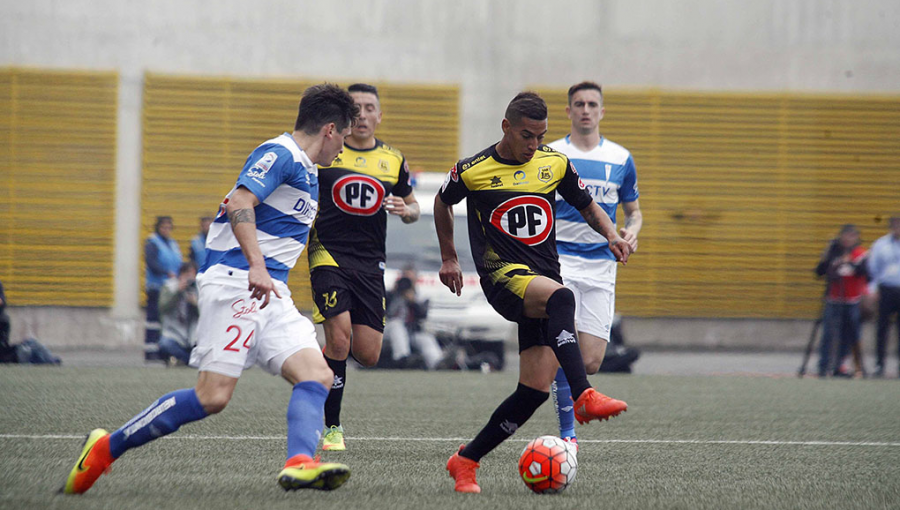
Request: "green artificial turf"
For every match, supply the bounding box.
[1,366,898,509]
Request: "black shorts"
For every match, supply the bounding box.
[479,263,560,353]
[310,267,385,332]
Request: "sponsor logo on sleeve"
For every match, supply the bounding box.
[247,152,278,182]
[441,170,451,193]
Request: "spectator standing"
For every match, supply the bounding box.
[868,215,900,377]
[815,225,868,378]
[144,216,183,361]
[0,280,14,363]
[190,216,214,269]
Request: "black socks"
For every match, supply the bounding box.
[323,355,346,427]
[546,287,590,399]
[461,383,549,462]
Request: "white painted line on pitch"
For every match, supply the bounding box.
[1,434,898,447]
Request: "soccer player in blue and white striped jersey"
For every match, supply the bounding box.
[547,82,643,447]
[62,84,360,495]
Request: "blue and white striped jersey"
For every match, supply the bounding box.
[548,135,638,261]
[201,133,319,284]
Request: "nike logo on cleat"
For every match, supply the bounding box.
[76,454,89,473]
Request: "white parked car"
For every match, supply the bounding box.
[384,173,515,350]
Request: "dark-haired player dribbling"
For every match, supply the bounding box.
[436,91,633,493]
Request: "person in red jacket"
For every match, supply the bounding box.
[815,224,869,378]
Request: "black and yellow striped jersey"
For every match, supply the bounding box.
[308,139,413,274]
[438,144,593,279]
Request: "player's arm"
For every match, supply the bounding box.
[385,191,420,224]
[385,157,420,223]
[579,202,632,264]
[225,186,281,308]
[620,200,642,252]
[434,194,462,296]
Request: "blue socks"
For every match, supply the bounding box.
[552,367,577,441]
[286,381,329,459]
[108,388,208,459]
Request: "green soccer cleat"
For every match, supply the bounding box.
[277,454,350,491]
[322,425,346,451]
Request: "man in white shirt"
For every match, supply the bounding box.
[547,81,643,446]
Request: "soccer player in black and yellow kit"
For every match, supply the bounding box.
[437,92,635,493]
[309,83,420,451]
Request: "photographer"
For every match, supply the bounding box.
[814,225,869,378]
[383,276,443,370]
[158,262,199,367]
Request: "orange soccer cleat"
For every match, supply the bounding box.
[61,428,115,495]
[446,445,481,493]
[573,388,628,424]
[277,454,350,491]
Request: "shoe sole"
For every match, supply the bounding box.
[322,443,346,451]
[575,407,627,425]
[60,428,109,494]
[278,466,351,491]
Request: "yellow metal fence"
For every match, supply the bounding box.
[0,68,118,306]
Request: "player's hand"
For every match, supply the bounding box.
[439,259,464,296]
[247,265,281,309]
[608,233,633,265]
[619,228,638,252]
[384,196,409,219]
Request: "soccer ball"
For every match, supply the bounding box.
[518,435,577,494]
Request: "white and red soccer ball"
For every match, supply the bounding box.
[518,435,578,494]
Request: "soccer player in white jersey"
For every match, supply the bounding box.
[62,84,360,495]
[547,82,642,447]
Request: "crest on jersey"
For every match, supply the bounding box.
[489,196,553,246]
[379,159,389,172]
[537,165,553,182]
[355,157,367,167]
[332,174,386,216]
[247,152,278,180]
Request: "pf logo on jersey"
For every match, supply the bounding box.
[489,196,553,246]
[332,174,386,216]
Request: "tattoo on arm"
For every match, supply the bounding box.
[625,216,636,230]
[583,208,613,240]
[228,208,255,229]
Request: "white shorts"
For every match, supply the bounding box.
[190,266,320,378]
[559,255,617,341]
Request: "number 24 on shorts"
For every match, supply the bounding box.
[223,325,255,352]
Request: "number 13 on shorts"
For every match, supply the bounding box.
[223,325,255,353]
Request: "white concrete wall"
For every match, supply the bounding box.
[3,0,899,347]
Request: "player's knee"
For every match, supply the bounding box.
[198,391,231,415]
[546,287,576,317]
[353,348,381,368]
[312,365,334,389]
[584,358,602,375]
